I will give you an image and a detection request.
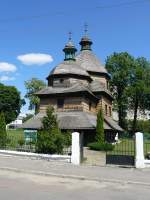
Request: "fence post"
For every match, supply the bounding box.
[135,132,145,168]
[71,132,81,165]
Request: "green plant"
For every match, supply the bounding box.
[63,131,71,147]
[0,112,7,148]
[95,109,104,143]
[88,142,114,151]
[18,138,25,146]
[36,106,64,154]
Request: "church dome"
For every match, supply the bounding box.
[76,50,108,74]
[49,60,90,78]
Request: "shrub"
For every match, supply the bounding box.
[0,112,7,148]
[36,106,64,154]
[127,119,150,133]
[96,109,104,143]
[63,131,71,147]
[36,128,64,154]
[18,138,25,146]
[88,142,114,151]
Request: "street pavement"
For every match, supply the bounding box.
[0,154,150,186]
[0,169,150,200]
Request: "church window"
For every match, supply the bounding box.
[57,99,64,108]
[106,81,109,89]
[89,102,92,111]
[105,104,108,115]
[109,106,111,116]
[60,78,64,83]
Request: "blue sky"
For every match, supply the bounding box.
[0,0,150,113]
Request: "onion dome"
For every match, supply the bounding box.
[63,32,77,61]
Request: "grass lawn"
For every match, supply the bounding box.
[6,129,24,150]
[108,138,150,156]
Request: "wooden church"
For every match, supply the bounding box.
[22,31,123,143]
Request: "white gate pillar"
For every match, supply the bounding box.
[135,132,145,168]
[71,132,82,165]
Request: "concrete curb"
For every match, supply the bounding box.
[0,167,150,187]
[0,150,70,162]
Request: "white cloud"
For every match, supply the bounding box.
[0,62,17,72]
[17,53,53,66]
[0,75,15,81]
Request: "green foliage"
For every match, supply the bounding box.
[25,78,46,113]
[106,52,135,129]
[96,109,104,143]
[106,53,150,132]
[127,57,150,133]
[127,120,150,134]
[18,138,25,146]
[42,106,58,131]
[63,131,71,147]
[36,106,64,154]
[0,83,24,124]
[0,112,7,148]
[88,142,114,151]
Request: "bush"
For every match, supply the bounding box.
[127,120,150,133]
[36,128,64,154]
[63,131,71,147]
[36,106,64,154]
[0,112,7,148]
[88,142,114,151]
[18,138,25,146]
[96,109,104,143]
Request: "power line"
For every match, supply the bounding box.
[0,0,149,23]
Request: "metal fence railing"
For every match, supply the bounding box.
[0,135,72,156]
[144,141,150,159]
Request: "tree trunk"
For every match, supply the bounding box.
[117,89,127,129]
[132,96,139,134]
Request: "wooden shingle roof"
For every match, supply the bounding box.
[22,111,123,131]
[76,50,108,74]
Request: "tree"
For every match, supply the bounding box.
[36,106,64,154]
[25,78,46,113]
[95,109,104,143]
[0,83,24,124]
[127,57,150,133]
[106,52,135,129]
[0,112,7,148]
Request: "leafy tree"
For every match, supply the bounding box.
[106,52,135,129]
[36,106,64,154]
[127,57,150,133]
[25,78,46,113]
[0,112,7,148]
[0,83,24,124]
[95,109,104,143]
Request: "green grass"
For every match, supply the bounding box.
[107,138,150,157]
[6,129,24,150]
[107,139,135,156]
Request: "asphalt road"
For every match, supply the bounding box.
[0,170,150,200]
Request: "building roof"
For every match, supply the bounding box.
[47,60,90,79]
[76,50,108,74]
[89,80,113,99]
[36,81,113,100]
[36,82,98,100]
[22,111,123,131]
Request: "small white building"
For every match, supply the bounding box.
[7,113,26,129]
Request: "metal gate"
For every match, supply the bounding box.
[106,135,135,166]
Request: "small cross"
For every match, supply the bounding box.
[68,31,72,41]
[84,23,88,36]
